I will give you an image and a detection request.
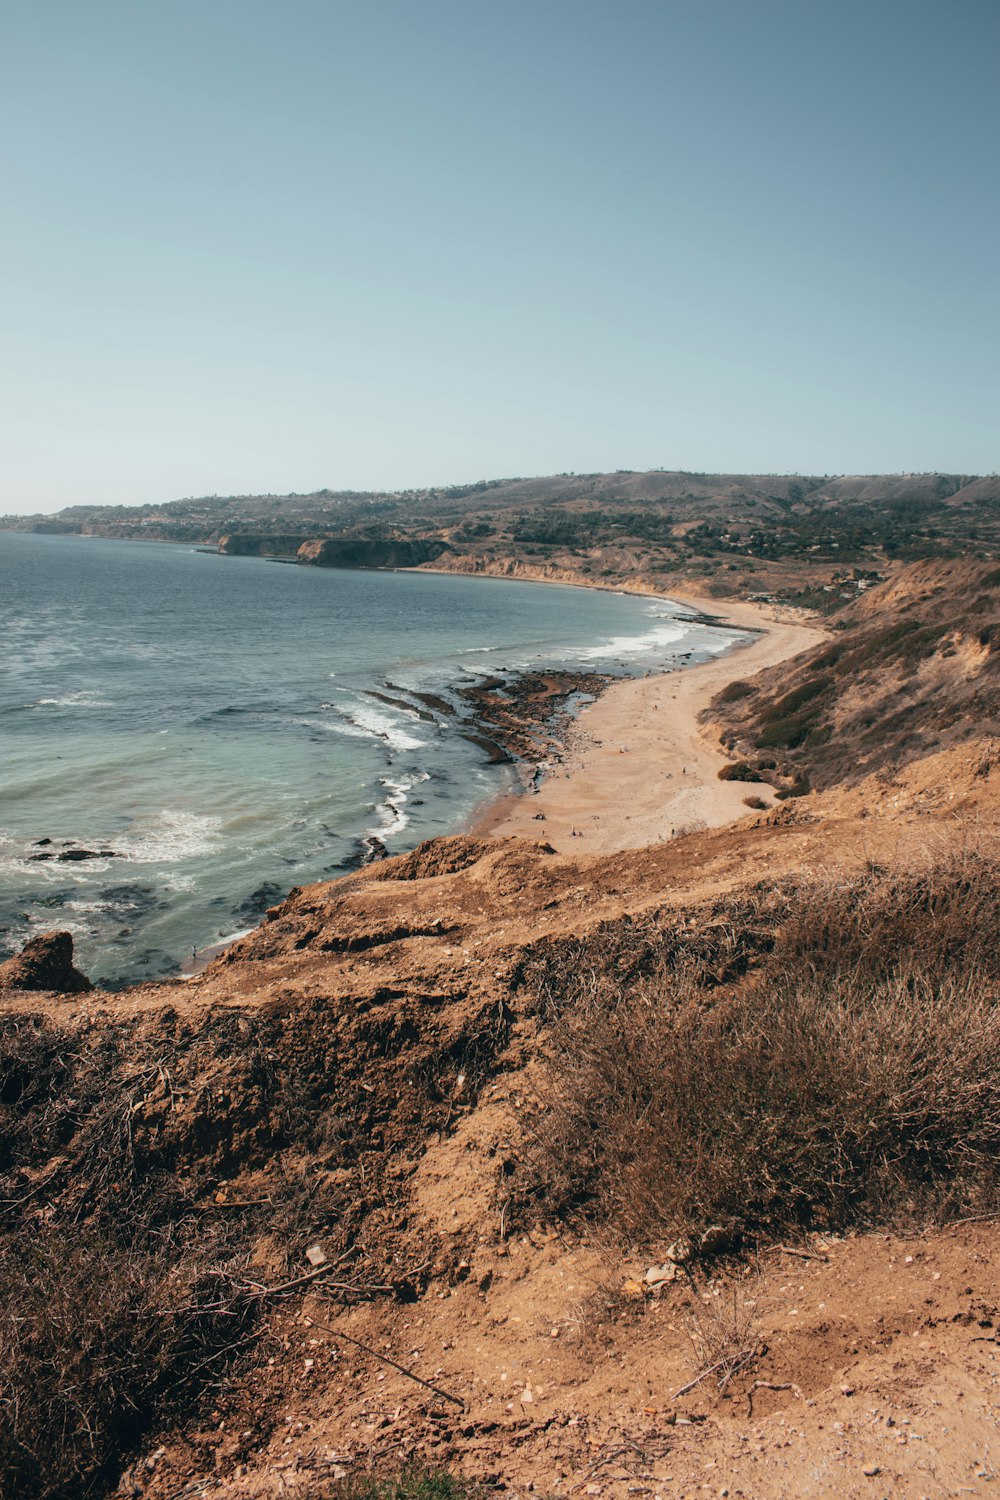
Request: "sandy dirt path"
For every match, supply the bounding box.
[479,594,827,855]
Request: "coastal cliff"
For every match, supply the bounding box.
[297,535,451,569]
[217,533,311,557]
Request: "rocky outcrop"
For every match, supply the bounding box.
[217,533,310,557]
[297,535,449,569]
[0,931,93,993]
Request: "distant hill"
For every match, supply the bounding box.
[6,469,1000,605]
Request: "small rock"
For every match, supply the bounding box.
[644,1263,678,1288]
[862,1465,880,1477]
[665,1237,694,1265]
[840,1384,855,1397]
[699,1224,734,1256]
[305,1243,328,1267]
[622,1279,646,1297]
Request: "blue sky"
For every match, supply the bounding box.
[2,0,997,512]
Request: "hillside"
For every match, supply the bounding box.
[713,558,1000,790]
[1,557,999,1498]
[7,469,1000,610]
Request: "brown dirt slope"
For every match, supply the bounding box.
[712,558,1000,789]
[2,562,1000,1498]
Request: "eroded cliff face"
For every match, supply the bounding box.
[297,536,450,569]
[217,533,311,556]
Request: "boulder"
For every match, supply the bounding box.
[56,848,121,862]
[0,931,93,993]
[699,1224,736,1256]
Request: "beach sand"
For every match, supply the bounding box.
[477,594,827,855]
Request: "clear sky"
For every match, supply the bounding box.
[2,0,997,514]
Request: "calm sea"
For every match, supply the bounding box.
[0,532,743,984]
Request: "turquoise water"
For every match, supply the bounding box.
[0,532,743,984]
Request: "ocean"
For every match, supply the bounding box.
[0,532,744,985]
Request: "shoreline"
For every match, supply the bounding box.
[185,587,824,975]
[473,591,827,855]
[159,578,821,979]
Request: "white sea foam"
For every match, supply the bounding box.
[575,621,689,660]
[116,810,224,864]
[326,700,428,752]
[31,690,112,709]
[366,770,430,840]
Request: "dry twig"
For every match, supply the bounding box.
[304,1315,465,1410]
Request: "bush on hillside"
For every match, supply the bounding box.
[0,1227,254,1500]
[527,854,1000,1244]
[718,761,764,782]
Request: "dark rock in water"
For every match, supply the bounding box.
[40,892,71,909]
[28,852,54,861]
[460,731,513,764]
[362,835,388,864]
[56,848,121,862]
[234,881,285,923]
[99,885,160,920]
[33,837,52,847]
[0,931,93,993]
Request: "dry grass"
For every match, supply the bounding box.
[680,1275,766,1397]
[526,853,1000,1246]
[0,968,513,1495]
[0,1226,255,1500]
[327,1467,483,1500]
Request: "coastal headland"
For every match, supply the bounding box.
[1,516,999,1499]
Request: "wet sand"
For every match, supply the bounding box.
[476,594,827,855]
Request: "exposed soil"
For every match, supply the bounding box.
[2,564,1000,1499]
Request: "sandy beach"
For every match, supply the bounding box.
[478,593,827,855]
